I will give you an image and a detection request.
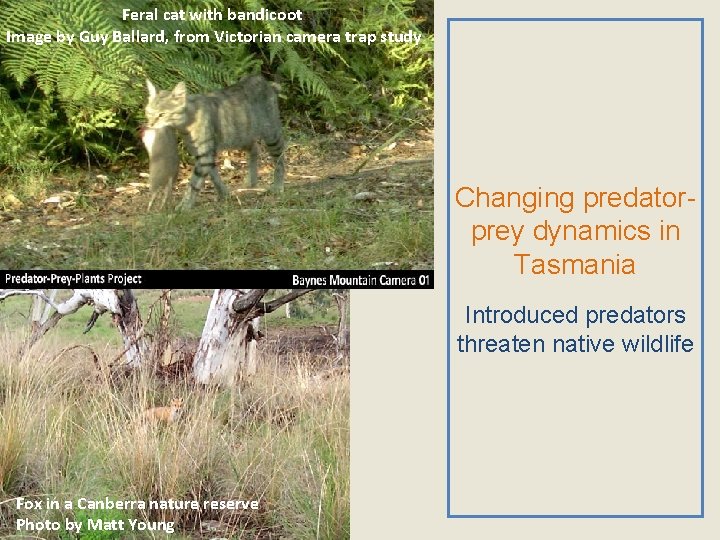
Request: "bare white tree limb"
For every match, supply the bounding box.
[0,289,122,316]
[0,289,62,309]
[1,289,139,363]
[55,289,122,316]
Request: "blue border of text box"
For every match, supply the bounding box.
[446,17,705,519]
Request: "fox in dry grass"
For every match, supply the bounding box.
[141,397,183,424]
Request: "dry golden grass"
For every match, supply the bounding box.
[0,329,349,539]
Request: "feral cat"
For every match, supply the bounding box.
[142,397,183,424]
[145,75,286,209]
[142,125,180,210]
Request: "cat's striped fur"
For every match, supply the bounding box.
[142,125,179,210]
[145,75,285,209]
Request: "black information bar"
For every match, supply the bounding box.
[2,269,434,289]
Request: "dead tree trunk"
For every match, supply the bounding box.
[192,289,260,386]
[27,289,62,348]
[193,289,314,386]
[30,289,58,332]
[112,289,149,368]
[149,290,173,364]
[333,290,350,363]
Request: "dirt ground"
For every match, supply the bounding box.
[1,129,433,227]
[260,325,342,365]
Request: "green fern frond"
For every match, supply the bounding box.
[0,0,433,170]
[279,48,332,99]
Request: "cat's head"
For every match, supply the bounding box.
[145,80,188,130]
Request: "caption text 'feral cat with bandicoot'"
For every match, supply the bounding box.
[145,75,286,209]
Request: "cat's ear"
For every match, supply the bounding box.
[146,79,157,99]
[172,81,187,99]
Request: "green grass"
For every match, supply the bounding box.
[0,172,433,270]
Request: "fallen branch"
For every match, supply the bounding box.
[330,158,433,182]
[351,127,410,175]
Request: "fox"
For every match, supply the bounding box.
[142,397,183,424]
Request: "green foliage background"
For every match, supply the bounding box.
[0,0,433,178]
